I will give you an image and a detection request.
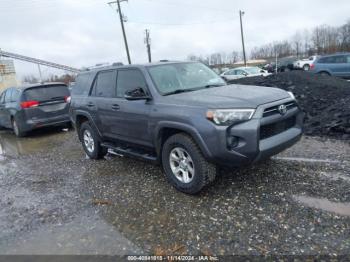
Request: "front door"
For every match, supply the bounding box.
[109,68,152,146]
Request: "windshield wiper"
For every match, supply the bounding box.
[164,89,196,96]
[203,84,226,88]
[164,84,226,96]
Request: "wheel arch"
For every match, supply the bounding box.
[318,70,331,76]
[74,111,102,141]
[154,122,212,161]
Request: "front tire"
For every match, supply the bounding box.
[80,122,107,159]
[161,133,217,194]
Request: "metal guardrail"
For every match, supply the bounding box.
[0,50,81,73]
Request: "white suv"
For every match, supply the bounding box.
[293,56,318,71]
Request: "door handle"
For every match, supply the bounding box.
[86,102,95,107]
[111,104,120,110]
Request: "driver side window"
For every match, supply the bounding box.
[116,69,147,98]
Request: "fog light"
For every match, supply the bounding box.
[227,136,239,150]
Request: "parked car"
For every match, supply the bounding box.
[0,83,71,137]
[221,66,270,81]
[293,56,319,71]
[70,61,303,194]
[310,53,350,78]
[264,57,298,73]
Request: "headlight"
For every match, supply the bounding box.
[206,109,255,125]
[287,91,295,100]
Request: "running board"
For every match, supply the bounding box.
[101,143,158,163]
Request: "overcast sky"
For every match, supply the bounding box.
[0,0,349,79]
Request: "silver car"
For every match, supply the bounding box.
[221,66,270,81]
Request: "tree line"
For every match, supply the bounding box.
[22,73,75,85]
[188,19,350,65]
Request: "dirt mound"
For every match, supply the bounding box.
[228,71,350,139]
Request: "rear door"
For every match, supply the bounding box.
[346,55,350,77]
[332,55,348,77]
[22,84,70,121]
[223,69,236,80]
[89,70,118,137]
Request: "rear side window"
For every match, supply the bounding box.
[11,89,21,102]
[225,70,235,75]
[24,85,69,101]
[72,73,95,96]
[4,89,12,103]
[334,56,346,63]
[116,69,147,98]
[318,56,346,64]
[93,70,117,97]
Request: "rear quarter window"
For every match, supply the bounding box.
[24,85,69,101]
[71,73,95,96]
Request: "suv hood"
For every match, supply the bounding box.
[164,84,290,108]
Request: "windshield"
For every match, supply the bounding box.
[148,62,226,95]
[244,67,261,74]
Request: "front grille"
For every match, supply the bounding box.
[263,101,297,117]
[260,116,296,140]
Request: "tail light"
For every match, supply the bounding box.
[310,64,315,70]
[20,100,39,109]
[65,96,71,103]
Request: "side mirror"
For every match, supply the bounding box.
[124,88,151,101]
[243,72,248,76]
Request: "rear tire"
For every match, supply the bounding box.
[303,64,310,71]
[80,122,107,159]
[12,118,26,137]
[161,133,217,194]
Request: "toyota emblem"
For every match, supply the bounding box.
[278,104,287,115]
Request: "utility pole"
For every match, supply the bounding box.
[144,29,152,63]
[239,10,247,67]
[108,0,131,64]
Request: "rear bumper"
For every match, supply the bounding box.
[203,99,304,167]
[19,114,71,132]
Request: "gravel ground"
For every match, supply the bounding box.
[0,128,349,256]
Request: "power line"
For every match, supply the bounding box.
[127,18,236,26]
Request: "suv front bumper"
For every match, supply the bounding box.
[204,99,304,166]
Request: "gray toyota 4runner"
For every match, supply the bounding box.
[70,62,304,194]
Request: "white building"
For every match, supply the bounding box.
[0,59,18,92]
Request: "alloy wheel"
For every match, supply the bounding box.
[169,147,195,183]
[83,129,95,153]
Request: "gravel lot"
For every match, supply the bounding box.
[0,128,349,255]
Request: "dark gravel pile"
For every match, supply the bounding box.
[228,71,350,139]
